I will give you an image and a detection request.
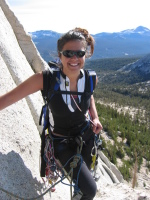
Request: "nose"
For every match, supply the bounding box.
[71,54,78,59]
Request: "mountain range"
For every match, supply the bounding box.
[30,26,150,62]
[118,53,150,74]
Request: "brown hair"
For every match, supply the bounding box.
[57,27,95,58]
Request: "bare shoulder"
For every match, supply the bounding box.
[25,71,43,90]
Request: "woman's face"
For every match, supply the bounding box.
[60,40,86,75]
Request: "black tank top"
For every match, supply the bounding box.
[42,69,91,137]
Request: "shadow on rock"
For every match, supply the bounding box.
[0,151,45,200]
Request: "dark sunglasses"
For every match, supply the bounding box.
[60,50,86,58]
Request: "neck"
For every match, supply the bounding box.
[62,68,80,82]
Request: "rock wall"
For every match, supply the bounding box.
[0,1,49,199]
[0,0,48,73]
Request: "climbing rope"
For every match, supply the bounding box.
[0,137,83,200]
[69,137,83,200]
[0,176,65,200]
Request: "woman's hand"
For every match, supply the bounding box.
[89,95,103,134]
[92,118,103,134]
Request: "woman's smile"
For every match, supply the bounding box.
[68,62,80,68]
[60,40,85,75]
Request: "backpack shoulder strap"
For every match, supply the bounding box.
[39,68,60,128]
[43,68,97,103]
[84,69,97,94]
[42,68,61,102]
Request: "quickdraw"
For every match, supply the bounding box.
[90,134,103,182]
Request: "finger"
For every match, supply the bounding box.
[92,124,97,133]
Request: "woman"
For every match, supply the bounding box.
[0,27,103,200]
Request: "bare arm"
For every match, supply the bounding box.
[89,95,103,134]
[0,72,43,110]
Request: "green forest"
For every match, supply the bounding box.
[85,57,150,181]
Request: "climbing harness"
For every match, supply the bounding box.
[40,93,101,199]
[42,130,84,200]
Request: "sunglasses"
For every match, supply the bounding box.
[60,50,86,58]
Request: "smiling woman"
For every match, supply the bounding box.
[59,40,86,77]
[0,27,103,200]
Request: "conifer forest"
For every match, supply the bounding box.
[85,56,150,181]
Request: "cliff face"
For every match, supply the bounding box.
[0,0,48,199]
[0,1,150,200]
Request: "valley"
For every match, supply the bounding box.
[84,56,150,185]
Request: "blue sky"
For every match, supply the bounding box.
[7,0,150,34]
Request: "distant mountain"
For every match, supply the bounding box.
[118,53,150,74]
[93,26,150,60]
[30,26,150,62]
[29,30,61,62]
[30,30,61,39]
[97,53,150,85]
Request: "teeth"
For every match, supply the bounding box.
[70,64,78,66]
